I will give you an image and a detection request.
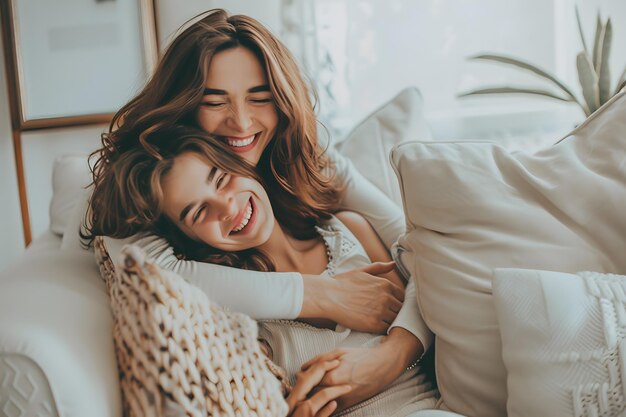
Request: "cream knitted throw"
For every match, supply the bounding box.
[94,239,288,417]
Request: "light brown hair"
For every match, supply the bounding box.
[85,126,300,271]
[88,8,338,246]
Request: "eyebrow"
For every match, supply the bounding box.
[203,85,270,95]
[178,166,218,222]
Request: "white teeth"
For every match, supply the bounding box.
[232,201,253,233]
[227,135,255,147]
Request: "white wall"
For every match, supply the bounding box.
[0,38,25,265]
[13,0,146,119]
[154,0,282,48]
[307,0,626,140]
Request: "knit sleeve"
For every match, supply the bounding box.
[102,234,303,320]
[329,148,432,348]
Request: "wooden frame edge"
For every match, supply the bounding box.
[1,0,159,247]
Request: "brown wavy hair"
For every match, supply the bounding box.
[87,8,338,247]
[85,126,324,271]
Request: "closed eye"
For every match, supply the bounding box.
[251,98,273,104]
[192,205,206,224]
[202,102,226,107]
[216,173,228,189]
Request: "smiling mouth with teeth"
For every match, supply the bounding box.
[226,134,258,151]
[231,198,254,234]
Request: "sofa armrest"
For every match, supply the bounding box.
[0,249,120,417]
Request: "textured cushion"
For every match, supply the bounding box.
[493,269,626,417]
[99,242,288,417]
[391,90,626,417]
[0,248,120,417]
[336,87,431,205]
[50,154,90,236]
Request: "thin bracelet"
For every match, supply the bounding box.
[406,350,426,371]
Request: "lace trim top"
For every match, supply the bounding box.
[258,216,437,417]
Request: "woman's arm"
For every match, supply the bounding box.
[103,233,404,331]
[103,233,302,319]
[330,152,432,347]
[334,210,404,288]
[329,148,405,249]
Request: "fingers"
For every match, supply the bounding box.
[301,350,346,371]
[357,263,405,302]
[388,280,405,302]
[291,386,352,417]
[386,292,403,314]
[358,261,396,275]
[308,386,352,412]
[287,360,341,410]
[316,399,338,417]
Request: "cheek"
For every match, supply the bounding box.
[265,107,279,129]
[196,110,220,133]
[195,224,223,246]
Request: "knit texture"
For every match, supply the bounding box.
[494,269,626,417]
[94,239,288,417]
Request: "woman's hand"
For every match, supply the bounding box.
[287,357,352,417]
[299,328,422,412]
[301,262,405,334]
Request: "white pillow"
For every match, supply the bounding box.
[390,90,626,417]
[493,268,626,417]
[336,87,431,205]
[50,154,90,236]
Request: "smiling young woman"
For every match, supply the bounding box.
[197,46,279,163]
[84,9,432,412]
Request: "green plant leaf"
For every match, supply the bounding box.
[577,52,599,115]
[592,13,603,72]
[576,6,589,55]
[614,66,626,95]
[597,18,612,104]
[458,87,573,102]
[468,54,581,106]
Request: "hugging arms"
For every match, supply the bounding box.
[89,127,435,415]
[83,8,433,415]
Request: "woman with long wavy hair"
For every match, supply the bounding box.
[84,9,432,408]
[97,126,437,415]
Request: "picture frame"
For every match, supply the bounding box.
[1,0,159,130]
[0,0,159,245]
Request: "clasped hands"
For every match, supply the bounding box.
[287,328,420,416]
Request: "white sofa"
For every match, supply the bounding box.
[2,87,624,417]
[0,234,464,417]
[0,89,463,417]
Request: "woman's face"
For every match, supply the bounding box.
[160,152,275,251]
[196,46,279,166]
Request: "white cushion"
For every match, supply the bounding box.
[61,186,91,251]
[0,248,120,417]
[50,154,90,236]
[390,90,626,417]
[336,87,431,205]
[493,269,626,417]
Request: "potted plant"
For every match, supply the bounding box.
[459,8,626,117]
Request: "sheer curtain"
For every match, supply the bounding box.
[281,0,626,143]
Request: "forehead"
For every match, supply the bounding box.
[205,46,267,88]
[162,153,213,202]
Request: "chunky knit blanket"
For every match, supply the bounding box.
[94,238,288,417]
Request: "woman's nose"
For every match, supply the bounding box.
[214,194,238,221]
[229,103,253,131]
